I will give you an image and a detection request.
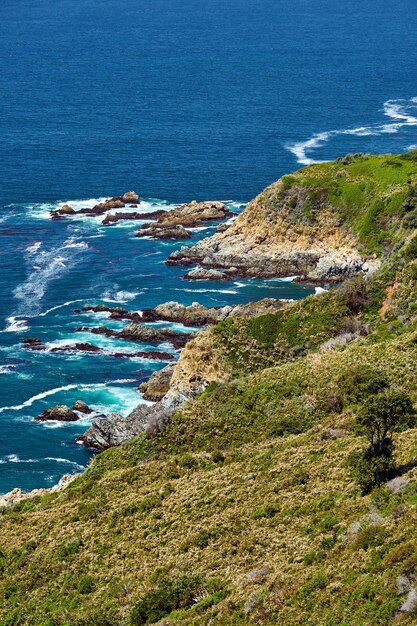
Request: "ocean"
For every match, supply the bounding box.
[1,0,417,493]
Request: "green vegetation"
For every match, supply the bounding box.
[2,154,417,624]
[259,151,417,255]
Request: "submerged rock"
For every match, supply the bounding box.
[35,405,79,422]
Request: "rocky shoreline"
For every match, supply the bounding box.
[3,175,382,502]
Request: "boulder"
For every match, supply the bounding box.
[122,191,140,204]
[58,204,75,215]
[386,476,410,494]
[184,267,229,281]
[72,400,93,414]
[35,405,79,422]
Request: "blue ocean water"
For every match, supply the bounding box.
[0,0,417,492]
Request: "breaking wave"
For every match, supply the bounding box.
[286,97,417,166]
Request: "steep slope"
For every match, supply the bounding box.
[2,154,417,625]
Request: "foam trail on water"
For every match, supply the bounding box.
[0,381,128,414]
[286,97,417,165]
[11,237,88,319]
[38,299,88,317]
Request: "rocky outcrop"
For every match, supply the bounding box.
[78,298,287,328]
[35,405,79,422]
[135,200,233,240]
[138,363,176,401]
[0,474,78,510]
[72,400,93,414]
[78,296,290,450]
[136,224,192,240]
[78,387,186,450]
[156,200,232,228]
[184,267,229,280]
[50,192,140,219]
[166,181,379,282]
[77,323,193,349]
[101,209,166,226]
[142,301,233,326]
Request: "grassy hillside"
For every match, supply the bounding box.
[256,151,417,255]
[2,154,417,625]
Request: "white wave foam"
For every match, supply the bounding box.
[174,287,236,294]
[315,286,328,295]
[0,379,143,416]
[12,237,88,318]
[44,457,85,470]
[286,97,417,165]
[2,316,29,333]
[101,289,141,303]
[0,365,16,375]
[26,242,41,254]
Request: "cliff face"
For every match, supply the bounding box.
[168,153,417,281]
[169,182,369,280]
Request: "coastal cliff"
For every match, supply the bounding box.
[2,153,417,625]
[167,153,417,281]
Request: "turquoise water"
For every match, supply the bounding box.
[1,0,417,492]
[0,201,316,492]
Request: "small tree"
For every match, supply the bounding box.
[349,390,416,494]
[357,390,415,452]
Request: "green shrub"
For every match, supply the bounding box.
[129,574,204,625]
[403,211,417,229]
[77,575,94,595]
[56,539,82,561]
[252,502,279,519]
[138,494,162,513]
[348,448,396,494]
[352,525,387,551]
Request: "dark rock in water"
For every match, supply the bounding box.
[50,342,102,353]
[101,209,166,225]
[72,400,93,414]
[136,224,192,240]
[36,405,79,422]
[76,323,193,349]
[50,192,140,219]
[112,351,175,361]
[139,363,176,401]
[184,267,229,281]
[22,337,44,350]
